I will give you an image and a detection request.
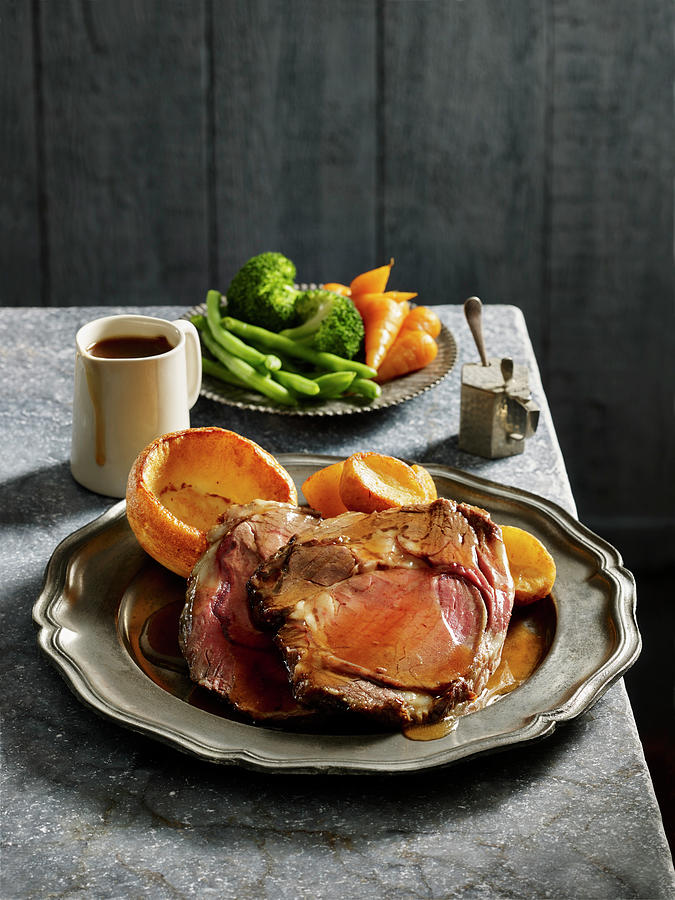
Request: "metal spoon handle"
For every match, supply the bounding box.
[464,296,489,366]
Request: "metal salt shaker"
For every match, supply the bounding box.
[458,297,539,458]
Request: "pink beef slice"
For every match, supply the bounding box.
[179,500,317,721]
[248,498,515,727]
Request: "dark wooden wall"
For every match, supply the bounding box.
[3,0,673,565]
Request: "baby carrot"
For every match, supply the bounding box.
[357,290,418,304]
[375,329,438,383]
[322,282,352,296]
[352,294,410,371]
[399,305,442,338]
[349,259,394,297]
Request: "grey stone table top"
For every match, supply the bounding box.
[2,305,674,899]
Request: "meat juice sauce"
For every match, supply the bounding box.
[122,563,555,740]
[404,600,553,741]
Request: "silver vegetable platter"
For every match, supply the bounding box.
[185,296,457,415]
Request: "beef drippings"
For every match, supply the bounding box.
[138,599,187,673]
[87,334,174,359]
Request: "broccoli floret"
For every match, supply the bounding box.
[225,252,299,332]
[280,289,365,360]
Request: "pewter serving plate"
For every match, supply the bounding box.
[185,299,457,415]
[33,457,639,774]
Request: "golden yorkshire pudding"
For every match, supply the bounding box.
[126,427,297,577]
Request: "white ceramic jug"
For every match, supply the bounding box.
[70,314,202,497]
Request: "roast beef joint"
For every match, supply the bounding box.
[180,497,516,729]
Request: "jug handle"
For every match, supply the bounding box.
[173,319,202,409]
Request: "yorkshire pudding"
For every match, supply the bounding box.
[126,427,297,577]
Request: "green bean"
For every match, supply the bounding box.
[349,377,382,401]
[243,340,304,375]
[272,369,320,396]
[201,356,248,389]
[222,317,377,379]
[313,371,356,397]
[263,352,304,374]
[205,292,281,371]
[197,323,296,406]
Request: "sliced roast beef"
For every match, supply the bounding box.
[248,498,514,727]
[179,500,317,720]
